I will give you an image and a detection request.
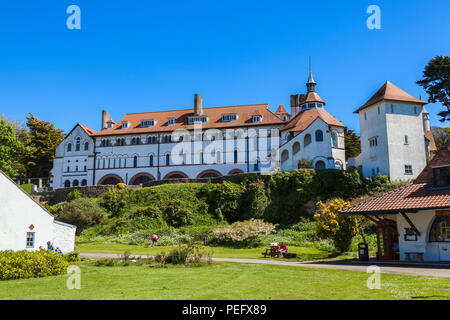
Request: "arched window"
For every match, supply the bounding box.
[304,134,312,147]
[75,137,81,151]
[133,156,138,168]
[315,130,323,142]
[293,142,300,155]
[149,155,154,167]
[216,151,222,164]
[166,154,170,166]
[67,143,72,152]
[234,150,238,164]
[73,180,79,187]
[430,217,450,242]
[281,150,289,163]
[64,180,71,188]
[84,142,89,151]
[332,132,338,148]
[81,179,87,186]
[315,161,326,170]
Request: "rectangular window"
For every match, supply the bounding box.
[369,137,378,147]
[404,135,409,145]
[433,167,450,188]
[121,122,129,129]
[405,165,413,175]
[252,115,262,123]
[364,112,367,120]
[391,104,394,113]
[140,120,155,128]
[26,232,35,248]
[168,118,175,126]
[377,106,380,114]
[222,114,237,122]
[188,116,208,124]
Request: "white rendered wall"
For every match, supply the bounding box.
[0,171,54,251]
[358,101,426,181]
[53,221,76,253]
[394,210,442,262]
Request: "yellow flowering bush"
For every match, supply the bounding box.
[313,198,359,253]
[0,250,69,280]
[116,183,126,189]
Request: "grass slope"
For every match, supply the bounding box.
[1,262,449,300]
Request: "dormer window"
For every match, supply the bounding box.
[121,122,129,129]
[433,167,450,188]
[222,114,237,122]
[140,120,155,128]
[316,103,323,108]
[252,115,262,123]
[307,103,315,109]
[168,118,175,126]
[188,116,208,124]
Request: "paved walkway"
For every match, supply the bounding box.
[80,253,450,278]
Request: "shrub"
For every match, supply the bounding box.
[117,182,126,189]
[160,243,212,265]
[64,251,80,262]
[314,199,359,252]
[66,189,83,202]
[99,189,126,217]
[0,250,69,280]
[209,219,276,248]
[57,198,107,235]
[162,199,194,227]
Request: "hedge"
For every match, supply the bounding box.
[0,250,69,281]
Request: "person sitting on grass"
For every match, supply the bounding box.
[280,242,288,257]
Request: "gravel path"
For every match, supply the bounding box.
[80,253,450,278]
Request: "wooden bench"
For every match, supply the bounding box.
[262,249,296,259]
[405,252,424,262]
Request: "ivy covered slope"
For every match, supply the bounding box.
[52,169,399,245]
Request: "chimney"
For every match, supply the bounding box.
[423,112,430,132]
[101,110,110,130]
[194,94,203,116]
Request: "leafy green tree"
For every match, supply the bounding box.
[431,126,449,150]
[25,114,64,178]
[0,120,25,179]
[344,129,361,160]
[417,56,450,122]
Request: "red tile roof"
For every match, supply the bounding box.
[341,183,450,214]
[354,81,426,114]
[304,92,325,104]
[341,138,450,215]
[78,123,97,136]
[275,104,288,114]
[416,138,450,184]
[93,104,284,136]
[424,130,437,152]
[281,108,345,132]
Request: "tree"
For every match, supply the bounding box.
[0,120,25,179]
[431,126,449,150]
[344,129,361,161]
[25,114,64,178]
[314,198,359,252]
[417,56,450,122]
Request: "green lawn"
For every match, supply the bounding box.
[76,242,353,261]
[1,262,449,300]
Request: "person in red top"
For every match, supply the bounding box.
[280,242,288,257]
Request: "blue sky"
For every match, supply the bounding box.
[0,0,448,134]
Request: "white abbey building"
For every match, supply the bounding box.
[351,81,436,182]
[50,71,347,189]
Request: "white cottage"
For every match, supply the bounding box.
[0,170,76,253]
[341,139,450,262]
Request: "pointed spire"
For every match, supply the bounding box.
[306,57,316,93]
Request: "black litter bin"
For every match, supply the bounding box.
[358,243,369,261]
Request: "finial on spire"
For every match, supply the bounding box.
[306,57,316,92]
